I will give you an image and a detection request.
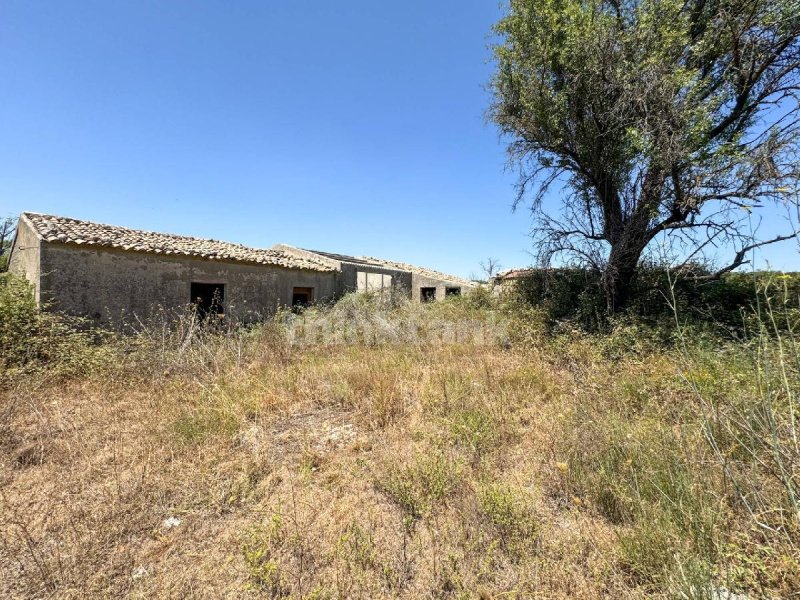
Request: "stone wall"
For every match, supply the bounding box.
[270,244,472,303]
[37,243,336,324]
[410,272,467,302]
[8,216,42,302]
[337,261,412,297]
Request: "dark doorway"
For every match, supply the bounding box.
[191,282,225,318]
[445,287,461,297]
[420,287,437,303]
[292,287,314,309]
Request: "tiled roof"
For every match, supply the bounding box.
[496,268,536,280]
[303,249,388,268]
[356,256,476,287]
[293,247,475,287]
[21,212,335,271]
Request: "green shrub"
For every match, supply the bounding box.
[449,408,497,458]
[334,521,378,572]
[378,451,463,523]
[512,268,605,330]
[0,272,111,381]
[477,482,539,556]
[242,514,289,594]
[509,267,800,332]
[0,273,39,362]
[461,284,496,310]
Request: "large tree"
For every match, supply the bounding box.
[490,0,800,312]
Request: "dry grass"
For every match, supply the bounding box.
[1,291,798,599]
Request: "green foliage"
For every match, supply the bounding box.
[0,273,111,381]
[334,522,378,572]
[552,399,727,587]
[242,514,289,594]
[510,267,800,332]
[491,0,800,313]
[0,273,39,357]
[0,216,14,273]
[378,451,463,523]
[477,482,539,556]
[460,284,495,310]
[172,408,239,443]
[512,269,605,329]
[540,285,800,595]
[449,408,498,458]
[681,286,800,568]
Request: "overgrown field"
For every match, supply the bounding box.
[1,276,798,599]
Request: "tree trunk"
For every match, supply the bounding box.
[603,257,638,314]
[603,230,649,315]
[602,182,665,315]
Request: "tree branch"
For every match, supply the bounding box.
[701,233,798,279]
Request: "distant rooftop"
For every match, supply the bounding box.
[303,249,388,268]
[299,248,475,287]
[496,268,536,280]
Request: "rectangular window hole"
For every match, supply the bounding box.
[191,282,225,318]
[292,287,314,308]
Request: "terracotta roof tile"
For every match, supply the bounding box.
[294,247,475,287]
[357,256,476,287]
[496,268,536,280]
[21,212,335,272]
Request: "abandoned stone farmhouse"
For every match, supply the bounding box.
[8,212,474,323]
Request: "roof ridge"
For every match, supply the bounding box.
[23,211,275,250]
[21,212,334,271]
[357,255,475,286]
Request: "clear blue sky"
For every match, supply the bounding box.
[1,1,797,277]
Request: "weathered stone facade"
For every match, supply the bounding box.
[273,245,476,302]
[271,245,413,296]
[9,213,337,324]
[8,212,477,324]
[39,244,336,322]
[8,214,42,303]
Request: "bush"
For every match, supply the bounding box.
[0,273,39,364]
[449,407,497,457]
[477,482,539,556]
[510,267,800,332]
[378,451,464,523]
[0,273,110,381]
[460,284,495,310]
[512,268,605,330]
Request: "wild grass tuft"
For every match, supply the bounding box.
[378,451,464,524]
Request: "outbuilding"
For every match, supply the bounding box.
[8,212,337,324]
[273,245,476,302]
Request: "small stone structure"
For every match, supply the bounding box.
[274,245,477,302]
[493,268,536,294]
[8,212,475,324]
